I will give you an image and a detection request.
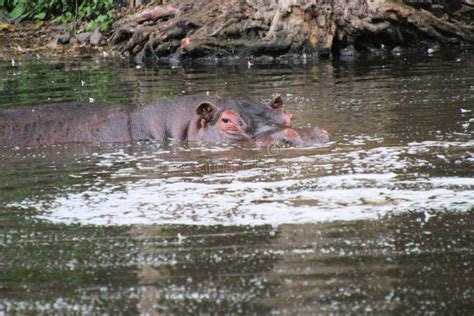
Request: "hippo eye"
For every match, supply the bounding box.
[222,118,230,123]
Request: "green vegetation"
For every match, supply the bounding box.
[0,0,115,31]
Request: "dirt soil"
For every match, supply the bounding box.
[1,22,99,60]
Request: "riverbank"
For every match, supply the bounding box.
[110,0,474,62]
[1,0,473,62]
[0,20,121,61]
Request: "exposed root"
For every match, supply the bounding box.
[110,0,474,62]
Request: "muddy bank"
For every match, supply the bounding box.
[1,1,472,62]
[0,3,130,60]
[110,0,474,62]
[0,21,114,60]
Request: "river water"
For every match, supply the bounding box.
[0,50,473,314]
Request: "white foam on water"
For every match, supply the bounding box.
[10,173,472,226]
[7,140,473,226]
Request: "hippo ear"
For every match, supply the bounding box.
[268,95,283,109]
[196,102,220,126]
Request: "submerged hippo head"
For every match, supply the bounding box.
[293,127,329,145]
[188,102,252,144]
[255,128,303,147]
[255,126,329,148]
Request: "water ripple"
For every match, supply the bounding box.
[8,140,472,226]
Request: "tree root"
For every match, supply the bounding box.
[110,0,474,62]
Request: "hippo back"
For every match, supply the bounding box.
[0,103,130,146]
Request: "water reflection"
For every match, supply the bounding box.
[3,137,472,226]
[1,215,472,314]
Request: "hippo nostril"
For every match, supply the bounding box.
[283,128,298,138]
[222,118,230,123]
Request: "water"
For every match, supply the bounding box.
[0,50,473,314]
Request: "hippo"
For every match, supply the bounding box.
[0,95,327,147]
[130,95,293,142]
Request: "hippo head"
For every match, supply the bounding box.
[187,100,328,148]
[255,127,329,148]
[255,128,303,147]
[188,102,252,144]
[267,95,293,127]
[293,127,330,145]
[229,95,293,133]
[237,95,294,137]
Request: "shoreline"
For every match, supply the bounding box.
[1,0,473,63]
